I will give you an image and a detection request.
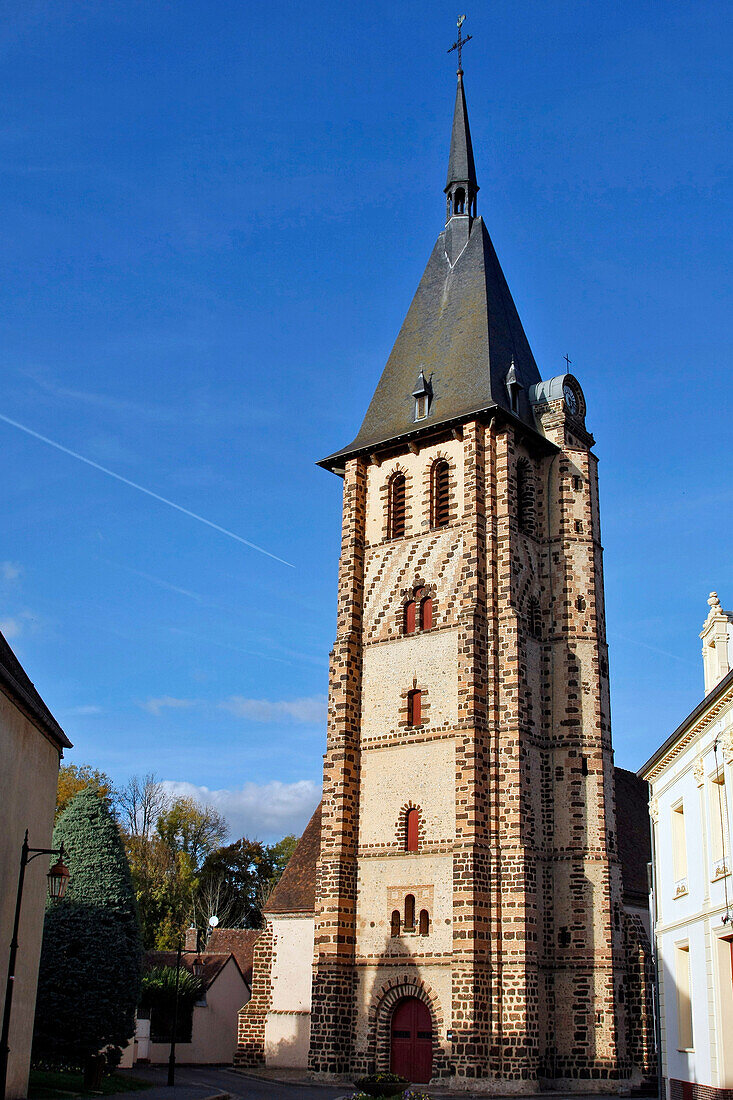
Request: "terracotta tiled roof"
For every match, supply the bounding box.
[205,928,261,985]
[614,766,651,907]
[144,951,241,989]
[0,629,71,751]
[265,802,322,914]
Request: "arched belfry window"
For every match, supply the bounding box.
[419,592,433,630]
[404,599,416,635]
[431,461,450,528]
[528,597,542,639]
[404,894,415,931]
[391,910,401,938]
[405,808,419,852]
[419,909,430,936]
[388,474,406,539]
[454,188,466,214]
[516,459,535,535]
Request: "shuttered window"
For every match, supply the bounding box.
[404,600,416,634]
[388,474,406,539]
[431,461,450,527]
[420,595,433,630]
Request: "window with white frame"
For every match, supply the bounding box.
[675,943,693,1050]
[710,770,730,879]
[672,801,688,896]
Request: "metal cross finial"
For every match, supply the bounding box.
[564,353,572,370]
[448,14,472,73]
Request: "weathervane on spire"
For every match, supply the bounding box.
[448,14,472,74]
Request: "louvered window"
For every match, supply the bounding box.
[431,461,450,528]
[517,459,535,535]
[388,474,406,539]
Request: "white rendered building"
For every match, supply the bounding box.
[640,593,733,1100]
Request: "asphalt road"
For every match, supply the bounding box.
[116,1064,349,1100]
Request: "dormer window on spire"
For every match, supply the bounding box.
[412,370,432,422]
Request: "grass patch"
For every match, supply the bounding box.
[29,1069,151,1099]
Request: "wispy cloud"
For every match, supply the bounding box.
[60,705,104,717]
[160,778,320,841]
[222,694,327,724]
[0,617,22,638]
[141,693,327,724]
[1,562,21,581]
[0,413,294,568]
[142,696,199,716]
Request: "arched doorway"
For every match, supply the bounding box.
[390,997,432,1083]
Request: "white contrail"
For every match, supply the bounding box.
[0,412,294,569]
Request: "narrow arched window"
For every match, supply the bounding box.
[405,808,419,852]
[431,461,450,528]
[404,894,415,930]
[528,597,542,639]
[419,909,429,936]
[420,594,433,630]
[388,474,406,539]
[391,910,401,938]
[516,459,535,535]
[407,689,422,727]
[454,188,465,214]
[404,600,416,634]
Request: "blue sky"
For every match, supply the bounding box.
[1,2,730,841]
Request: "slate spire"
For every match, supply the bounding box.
[445,71,478,221]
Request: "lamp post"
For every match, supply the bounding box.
[166,942,205,1087]
[0,831,70,1100]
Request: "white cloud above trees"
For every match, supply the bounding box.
[160,778,320,842]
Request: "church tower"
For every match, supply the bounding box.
[306,63,631,1092]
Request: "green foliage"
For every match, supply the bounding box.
[197,837,276,929]
[140,966,203,1043]
[56,764,115,820]
[33,787,142,1067]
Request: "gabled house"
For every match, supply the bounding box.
[134,930,258,1065]
[0,630,71,1099]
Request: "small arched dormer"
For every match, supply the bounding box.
[388,473,406,539]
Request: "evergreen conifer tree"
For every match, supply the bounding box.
[33,787,142,1068]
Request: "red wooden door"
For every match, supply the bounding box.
[390,997,432,1083]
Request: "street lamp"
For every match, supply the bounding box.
[0,831,70,1100]
[167,938,206,1087]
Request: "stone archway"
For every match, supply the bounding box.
[366,976,445,1080]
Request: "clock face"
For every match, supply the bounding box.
[563,383,579,416]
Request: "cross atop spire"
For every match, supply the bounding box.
[444,28,478,244]
[447,14,473,74]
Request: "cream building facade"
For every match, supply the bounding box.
[640,593,733,1100]
[0,630,71,1099]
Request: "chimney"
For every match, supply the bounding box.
[184,925,199,953]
